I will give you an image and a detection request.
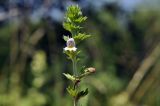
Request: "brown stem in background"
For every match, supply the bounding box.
[133,60,160,103]
[126,42,160,99]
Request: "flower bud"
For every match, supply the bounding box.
[85,67,96,73]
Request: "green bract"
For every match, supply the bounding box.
[63,5,91,43]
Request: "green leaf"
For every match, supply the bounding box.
[63,5,87,36]
[76,50,81,56]
[76,58,81,62]
[80,66,86,72]
[63,22,82,33]
[63,73,76,82]
[63,22,72,32]
[67,86,78,97]
[63,50,77,60]
[74,16,87,23]
[76,88,88,100]
[66,5,82,20]
[63,35,69,41]
[74,33,91,43]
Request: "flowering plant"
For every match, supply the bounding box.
[63,5,96,106]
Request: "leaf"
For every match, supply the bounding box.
[63,50,77,60]
[63,5,87,35]
[63,22,72,32]
[63,73,76,82]
[74,33,91,43]
[76,58,81,62]
[63,35,69,41]
[76,50,81,55]
[80,66,86,72]
[66,5,82,20]
[63,22,82,33]
[74,16,87,23]
[76,88,88,100]
[67,86,78,97]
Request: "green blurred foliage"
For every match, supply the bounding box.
[0,4,160,106]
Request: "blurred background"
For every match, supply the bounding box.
[0,0,160,106]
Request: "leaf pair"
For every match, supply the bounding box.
[63,50,80,60]
[63,33,91,44]
[63,67,96,84]
[63,73,77,82]
[67,86,88,101]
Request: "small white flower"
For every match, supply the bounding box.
[64,38,77,51]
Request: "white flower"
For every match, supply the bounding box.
[64,38,77,51]
[64,47,77,51]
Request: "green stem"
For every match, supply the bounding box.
[74,99,77,106]
[72,57,78,76]
[72,57,79,106]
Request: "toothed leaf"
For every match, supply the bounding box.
[63,73,76,81]
[76,88,88,100]
[74,33,91,43]
[67,86,78,97]
[63,35,69,41]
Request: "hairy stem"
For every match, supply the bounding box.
[74,99,77,106]
[72,57,79,106]
[72,57,78,76]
